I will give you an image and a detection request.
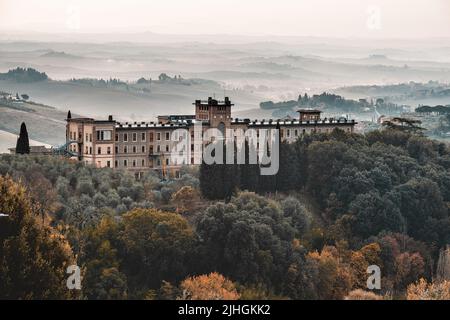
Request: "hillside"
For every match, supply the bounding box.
[0,99,68,147]
[0,76,263,121]
[2,40,450,106]
[0,130,51,154]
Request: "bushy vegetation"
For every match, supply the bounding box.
[198,128,450,298]
[0,176,75,299]
[0,155,199,228]
[202,128,450,246]
[1,127,450,299]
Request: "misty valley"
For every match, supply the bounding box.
[1,25,450,304]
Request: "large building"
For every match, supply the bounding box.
[66,97,356,178]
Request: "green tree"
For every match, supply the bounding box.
[15,122,30,154]
[118,209,195,296]
[0,175,75,299]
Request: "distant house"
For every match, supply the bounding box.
[0,92,12,100]
[8,145,53,155]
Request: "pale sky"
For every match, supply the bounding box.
[1,0,449,38]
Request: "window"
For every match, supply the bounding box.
[157,145,161,152]
[157,159,161,166]
[96,130,112,141]
[85,146,88,154]
[97,147,101,154]
[107,161,111,168]
[132,133,137,142]
[124,146,128,153]
[124,133,128,142]
[165,145,169,152]
[133,146,137,153]
[141,145,146,153]
[141,132,146,141]
[115,133,118,141]
[150,132,154,142]
[85,133,88,141]
[89,134,92,142]
[165,158,169,166]
[115,160,118,168]
[141,159,145,166]
[157,132,161,141]
[115,146,118,154]
[294,129,298,136]
[132,160,136,167]
[124,160,128,167]
[89,147,92,154]
[165,132,170,140]
[107,147,111,155]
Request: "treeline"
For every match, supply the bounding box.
[201,129,450,247]
[416,105,450,114]
[69,77,129,89]
[2,172,448,300]
[0,67,48,82]
[342,81,450,101]
[2,128,450,299]
[260,92,404,114]
[260,92,363,110]
[0,155,199,228]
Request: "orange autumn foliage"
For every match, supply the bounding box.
[179,272,240,300]
[406,278,450,300]
[345,289,383,300]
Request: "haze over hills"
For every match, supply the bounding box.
[1,33,450,148]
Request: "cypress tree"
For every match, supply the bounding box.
[200,142,223,200]
[15,122,30,154]
[276,142,299,191]
[222,141,239,201]
[239,140,259,192]
[259,140,276,193]
[200,141,240,200]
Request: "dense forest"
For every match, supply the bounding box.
[1,127,450,299]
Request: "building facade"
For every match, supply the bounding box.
[66,97,356,178]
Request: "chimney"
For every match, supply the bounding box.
[108,115,113,121]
